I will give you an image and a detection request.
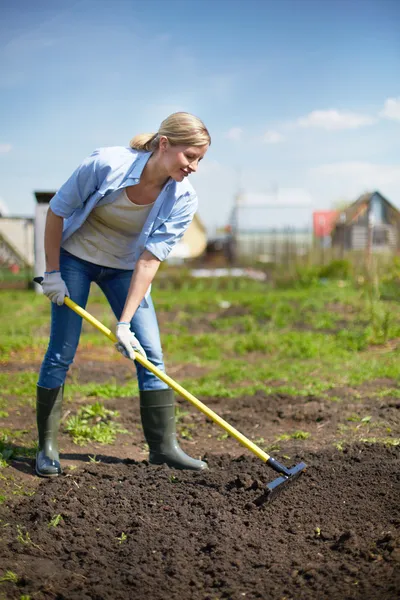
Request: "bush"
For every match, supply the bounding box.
[318,259,352,280]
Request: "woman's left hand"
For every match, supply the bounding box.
[115,322,147,360]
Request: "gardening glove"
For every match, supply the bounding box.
[42,271,70,306]
[116,322,147,360]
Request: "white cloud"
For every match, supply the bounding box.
[308,161,400,204]
[297,109,376,130]
[263,130,284,144]
[225,127,243,141]
[379,97,400,122]
[0,144,12,154]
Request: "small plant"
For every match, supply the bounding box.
[48,514,63,528]
[117,532,127,544]
[88,455,101,463]
[0,435,14,466]
[179,427,193,440]
[276,431,310,441]
[175,407,189,423]
[65,402,129,445]
[0,570,18,583]
[16,525,32,545]
[291,431,311,440]
[169,475,179,483]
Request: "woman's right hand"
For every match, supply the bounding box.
[42,271,70,306]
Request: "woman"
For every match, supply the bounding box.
[37,112,210,477]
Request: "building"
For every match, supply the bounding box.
[331,191,400,253]
[0,213,34,269]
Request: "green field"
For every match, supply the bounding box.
[1,269,400,480]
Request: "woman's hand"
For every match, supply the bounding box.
[115,322,147,360]
[42,271,70,305]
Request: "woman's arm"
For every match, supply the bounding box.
[44,208,64,271]
[119,250,161,322]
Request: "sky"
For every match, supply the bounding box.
[0,0,399,232]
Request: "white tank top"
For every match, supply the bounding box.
[62,188,155,269]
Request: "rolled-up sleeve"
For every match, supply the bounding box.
[145,193,198,261]
[49,149,102,218]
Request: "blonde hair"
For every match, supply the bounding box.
[130,112,211,152]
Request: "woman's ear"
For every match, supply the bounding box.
[158,135,169,153]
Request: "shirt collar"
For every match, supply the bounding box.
[125,151,174,191]
[125,151,153,183]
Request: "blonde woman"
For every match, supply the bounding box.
[37,112,210,477]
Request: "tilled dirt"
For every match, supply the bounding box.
[1,444,399,600]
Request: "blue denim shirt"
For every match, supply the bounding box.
[50,146,198,264]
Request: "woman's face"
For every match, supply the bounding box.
[160,139,209,182]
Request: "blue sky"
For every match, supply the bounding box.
[0,0,399,231]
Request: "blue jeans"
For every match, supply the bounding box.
[38,248,168,391]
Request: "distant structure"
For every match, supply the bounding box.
[312,210,339,248]
[0,196,34,270]
[227,189,313,264]
[331,191,400,253]
[168,213,207,261]
[0,197,10,217]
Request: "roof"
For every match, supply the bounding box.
[338,191,399,225]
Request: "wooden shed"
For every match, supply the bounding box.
[332,191,400,253]
[168,213,207,260]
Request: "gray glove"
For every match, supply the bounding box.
[116,322,147,360]
[42,271,70,306]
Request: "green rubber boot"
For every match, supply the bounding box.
[36,384,63,477]
[140,388,208,471]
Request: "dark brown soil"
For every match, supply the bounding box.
[2,344,400,599]
[0,445,399,600]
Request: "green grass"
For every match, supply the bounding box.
[1,277,400,450]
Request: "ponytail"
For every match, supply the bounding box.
[129,133,158,152]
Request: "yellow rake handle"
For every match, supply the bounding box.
[64,296,272,463]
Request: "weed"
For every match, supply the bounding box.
[175,407,189,423]
[16,525,32,545]
[252,437,265,445]
[88,455,101,463]
[117,532,127,544]
[0,570,18,583]
[179,427,193,440]
[334,441,345,451]
[360,437,400,447]
[276,431,310,441]
[65,402,129,446]
[48,514,63,528]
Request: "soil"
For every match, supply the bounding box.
[0,446,399,600]
[1,354,400,598]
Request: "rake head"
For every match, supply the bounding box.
[254,460,307,506]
